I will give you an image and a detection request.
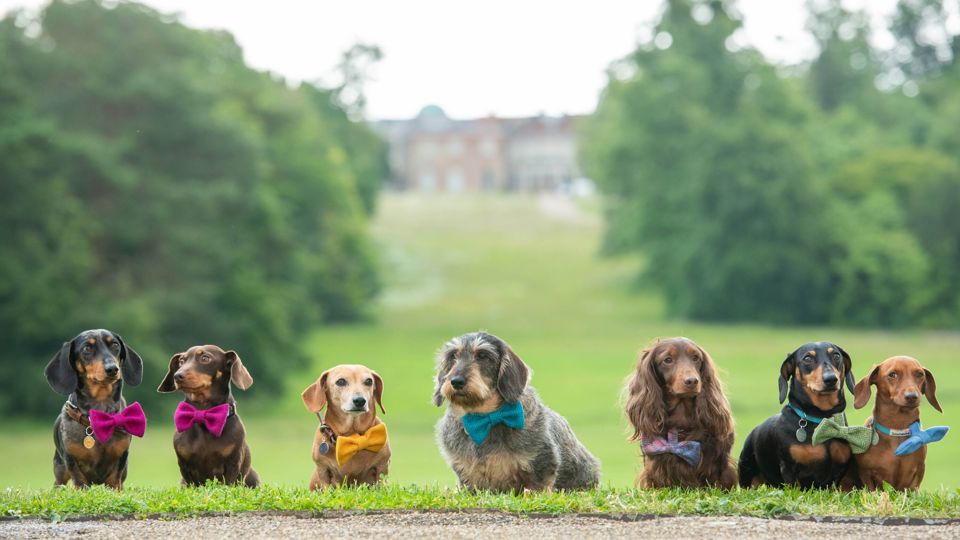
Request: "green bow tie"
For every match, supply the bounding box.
[811,414,873,454]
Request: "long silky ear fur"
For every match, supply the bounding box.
[625,346,665,440]
[694,345,734,441]
[779,352,795,404]
[115,333,143,386]
[497,346,529,404]
[157,353,182,393]
[372,370,386,414]
[837,345,856,394]
[45,341,77,395]
[853,364,879,410]
[301,372,329,413]
[923,368,942,413]
[226,351,253,390]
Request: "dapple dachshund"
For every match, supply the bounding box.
[158,344,259,487]
[45,329,144,488]
[301,364,390,488]
[738,341,857,488]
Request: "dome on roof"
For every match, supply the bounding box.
[417,104,447,119]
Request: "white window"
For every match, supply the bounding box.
[446,167,466,193]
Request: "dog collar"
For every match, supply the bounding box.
[788,404,824,425]
[868,418,912,437]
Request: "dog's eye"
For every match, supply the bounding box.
[82,345,93,354]
[200,354,212,363]
[335,378,347,387]
[662,356,672,364]
[110,342,120,352]
[888,372,898,380]
[832,353,841,363]
[802,355,814,364]
[692,354,701,363]
[914,371,924,379]
[363,378,373,386]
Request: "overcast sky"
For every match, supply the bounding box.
[0,0,911,120]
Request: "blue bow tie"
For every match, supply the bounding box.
[895,421,949,456]
[461,401,525,445]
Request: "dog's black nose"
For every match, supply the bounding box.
[174,372,185,382]
[822,372,838,386]
[904,391,919,402]
[450,376,466,390]
[683,377,698,387]
[352,396,367,408]
[105,365,119,377]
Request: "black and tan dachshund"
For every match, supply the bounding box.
[158,344,259,487]
[738,341,857,489]
[45,329,144,489]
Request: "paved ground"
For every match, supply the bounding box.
[3,512,959,540]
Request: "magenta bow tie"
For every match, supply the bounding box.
[88,402,147,444]
[174,401,231,437]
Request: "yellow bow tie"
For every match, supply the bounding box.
[335,422,387,465]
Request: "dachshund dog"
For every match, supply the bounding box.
[433,332,600,492]
[45,329,144,489]
[624,337,736,488]
[158,345,259,487]
[853,356,943,490]
[738,341,857,489]
[301,364,390,489]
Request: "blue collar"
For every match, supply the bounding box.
[788,404,824,424]
[870,418,914,437]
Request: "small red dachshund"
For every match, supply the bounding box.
[625,337,736,488]
[853,355,944,490]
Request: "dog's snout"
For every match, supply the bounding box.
[352,396,367,408]
[105,364,119,377]
[904,391,919,402]
[822,371,838,386]
[450,375,466,390]
[683,376,699,387]
[174,371,185,383]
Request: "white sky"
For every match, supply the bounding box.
[0,0,905,120]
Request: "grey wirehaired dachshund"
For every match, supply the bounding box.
[433,332,600,492]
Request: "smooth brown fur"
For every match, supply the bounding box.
[302,364,390,489]
[625,337,737,488]
[853,356,942,490]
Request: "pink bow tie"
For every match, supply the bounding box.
[88,402,147,444]
[174,401,231,437]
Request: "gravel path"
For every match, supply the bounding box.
[3,512,959,540]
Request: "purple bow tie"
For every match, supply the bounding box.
[88,402,147,444]
[640,429,702,467]
[174,402,230,437]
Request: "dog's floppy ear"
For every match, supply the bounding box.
[157,353,183,393]
[836,345,856,394]
[923,368,942,413]
[853,364,879,410]
[301,371,329,413]
[225,350,253,390]
[45,341,76,395]
[372,370,386,414]
[114,333,143,386]
[779,351,795,404]
[433,346,453,407]
[625,345,665,440]
[497,345,529,404]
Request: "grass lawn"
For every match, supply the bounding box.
[2,193,958,492]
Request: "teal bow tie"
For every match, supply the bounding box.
[811,414,874,454]
[461,401,525,445]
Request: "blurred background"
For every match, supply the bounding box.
[1,0,958,489]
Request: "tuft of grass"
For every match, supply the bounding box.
[2,484,959,521]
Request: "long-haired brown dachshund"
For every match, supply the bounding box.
[624,337,736,488]
[853,356,945,490]
[301,364,390,489]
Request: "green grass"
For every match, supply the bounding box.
[3,193,959,493]
[3,485,959,519]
